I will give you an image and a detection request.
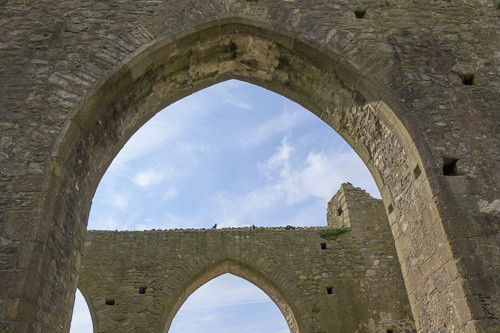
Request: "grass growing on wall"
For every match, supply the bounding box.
[319,227,350,240]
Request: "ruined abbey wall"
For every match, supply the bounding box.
[78,185,415,332]
[0,1,499,332]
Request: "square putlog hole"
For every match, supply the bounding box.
[443,157,459,176]
[459,73,475,85]
[326,287,333,294]
[139,287,146,294]
[105,299,115,306]
[321,243,327,250]
[354,9,367,18]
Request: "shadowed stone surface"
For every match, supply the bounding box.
[0,1,499,332]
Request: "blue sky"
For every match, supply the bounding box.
[70,80,379,332]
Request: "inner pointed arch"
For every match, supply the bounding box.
[169,273,287,332]
[162,260,300,333]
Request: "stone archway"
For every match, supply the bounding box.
[1,2,499,332]
[52,18,448,331]
[162,260,299,333]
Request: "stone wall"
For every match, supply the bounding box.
[0,1,499,332]
[78,185,415,332]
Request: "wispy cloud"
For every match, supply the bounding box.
[90,216,130,231]
[134,214,179,231]
[259,137,292,179]
[133,170,166,187]
[108,90,218,174]
[217,218,241,228]
[208,136,379,227]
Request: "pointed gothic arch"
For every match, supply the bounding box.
[162,259,299,333]
[2,1,495,329]
[49,17,455,331]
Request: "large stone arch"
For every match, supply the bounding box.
[51,17,450,331]
[161,259,300,333]
[1,1,499,332]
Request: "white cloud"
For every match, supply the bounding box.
[259,137,292,179]
[133,170,166,187]
[281,151,341,204]
[208,137,379,227]
[263,139,379,204]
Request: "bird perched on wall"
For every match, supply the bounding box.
[212,223,217,229]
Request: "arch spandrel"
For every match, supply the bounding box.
[161,259,300,333]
